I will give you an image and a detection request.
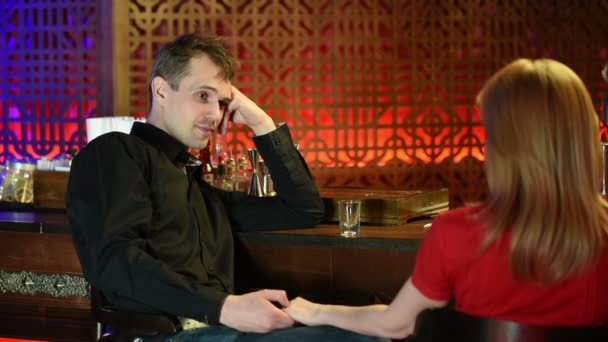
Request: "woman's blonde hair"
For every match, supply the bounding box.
[478,58,608,283]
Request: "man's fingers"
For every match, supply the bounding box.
[269,306,295,328]
[259,289,290,308]
[231,85,243,98]
[219,109,232,134]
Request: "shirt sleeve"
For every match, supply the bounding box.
[411,213,454,301]
[210,124,325,231]
[66,133,226,324]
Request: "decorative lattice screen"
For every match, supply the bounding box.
[2,1,607,206]
[117,0,608,205]
[0,0,106,163]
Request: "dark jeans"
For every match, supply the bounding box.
[162,325,390,342]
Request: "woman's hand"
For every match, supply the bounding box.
[283,297,324,326]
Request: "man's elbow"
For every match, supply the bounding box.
[289,197,325,228]
[298,204,325,227]
[310,199,325,224]
[312,193,328,222]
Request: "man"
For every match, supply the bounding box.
[67,32,385,341]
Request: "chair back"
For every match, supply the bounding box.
[90,286,181,341]
[409,307,608,342]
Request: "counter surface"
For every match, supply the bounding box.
[0,210,428,250]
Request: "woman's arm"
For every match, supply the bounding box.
[284,278,447,339]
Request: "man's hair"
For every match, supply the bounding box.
[477,58,608,283]
[149,32,237,99]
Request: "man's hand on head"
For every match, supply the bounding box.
[220,86,276,136]
[218,289,294,333]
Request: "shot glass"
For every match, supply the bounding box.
[338,199,361,238]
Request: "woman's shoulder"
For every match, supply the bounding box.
[422,205,487,259]
[429,204,486,236]
[434,204,483,225]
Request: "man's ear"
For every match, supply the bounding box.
[151,76,169,103]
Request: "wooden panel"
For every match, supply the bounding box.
[33,171,70,210]
[0,232,82,274]
[0,294,95,342]
[235,242,418,300]
[331,248,415,298]
[0,292,89,310]
[112,0,130,116]
[235,243,332,292]
[0,230,91,341]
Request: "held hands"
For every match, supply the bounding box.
[219,289,294,333]
[220,86,275,136]
[217,291,325,332]
[282,296,324,326]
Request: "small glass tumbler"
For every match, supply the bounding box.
[338,199,361,238]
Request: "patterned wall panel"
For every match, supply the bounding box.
[119,0,608,205]
[3,1,606,206]
[0,0,108,164]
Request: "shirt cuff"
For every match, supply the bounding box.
[252,123,312,188]
[252,122,294,154]
[191,291,228,326]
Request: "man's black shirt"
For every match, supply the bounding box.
[66,122,324,324]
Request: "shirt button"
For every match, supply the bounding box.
[208,266,214,272]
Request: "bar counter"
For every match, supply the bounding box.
[0,210,427,248]
[0,209,428,341]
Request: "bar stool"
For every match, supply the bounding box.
[408,307,608,342]
[90,287,181,341]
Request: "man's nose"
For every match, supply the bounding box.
[207,105,223,127]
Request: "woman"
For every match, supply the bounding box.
[284,59,608,339]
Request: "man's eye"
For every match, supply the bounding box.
[197,92,208,101]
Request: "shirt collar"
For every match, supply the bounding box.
[130,121,193,165]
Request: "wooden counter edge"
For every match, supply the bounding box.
[261,221,430,240]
